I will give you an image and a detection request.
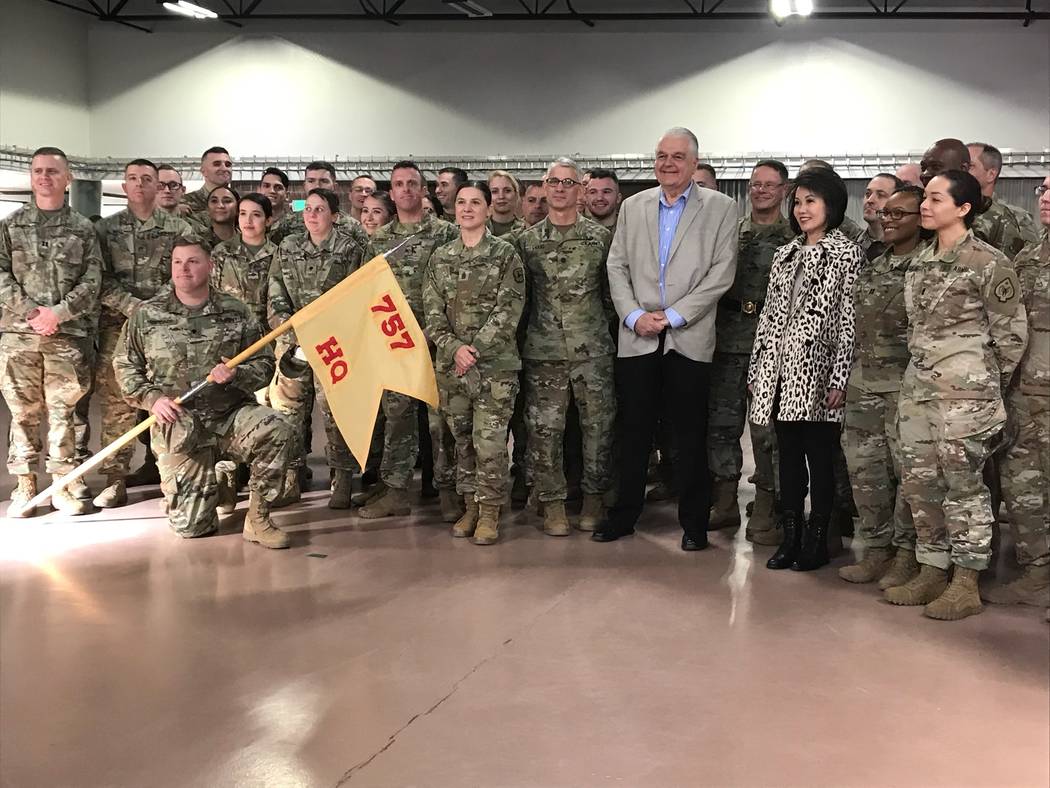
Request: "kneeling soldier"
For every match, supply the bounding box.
[113,239,296,547]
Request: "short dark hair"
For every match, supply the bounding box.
[872,172,905,190]
[307,187,340,214]
[587,168,620,186]
[171,237,210,256]
[156,163,180,175]
[124,158,158,174]
[31,146,68,163]
[892,185,925,204]
[936,169,985,228]
[201,146,230,161]
[367,190,396,218]
[391,160,423,183]
[523,181,546,193]
[455,180,492,206]
[966,142,1003,179]
[261,166,289,189]
[239,191,273,219]
[696,163,718,183]
[351,174,376,186]
[438,167,468,187]
[789,169,848,235]
[305,160,337,180]
[752,159,789,183]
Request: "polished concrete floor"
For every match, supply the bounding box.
[1,462,1048,788]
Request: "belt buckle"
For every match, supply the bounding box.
[742,300,757,315]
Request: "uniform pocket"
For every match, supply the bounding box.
[940,399,1006,440]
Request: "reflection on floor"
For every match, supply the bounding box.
[1,465,1047,788]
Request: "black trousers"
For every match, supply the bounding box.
[610,342,711,534]
[773,417,840,519]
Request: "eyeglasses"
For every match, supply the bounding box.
[876,209,921,221]
[545,177,580,188]
[749,181,784,192]
[351,185,375,194]
[1036,185,1048,198]
[157,181,184,191]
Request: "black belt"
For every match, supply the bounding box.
[719,297,763,315]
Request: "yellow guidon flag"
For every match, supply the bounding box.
[291,254,438,469]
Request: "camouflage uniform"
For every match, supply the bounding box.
[0,202,101,475]
[269,211,363,247]
[899,232,1028,570]
[267,224,369,471]
[842,247,918,550]
[708,215,792,491]
[179,185,214,227]
[974,196,1040,260]
[368,215,459,491]
[839,215,868,247]
[211,235,277,330]
[516,215,616,502]
[424,233,525,502]
[94,208,194,478]
[1000,233,1049,568]
[114,289,294,537]
[487,216,526,239]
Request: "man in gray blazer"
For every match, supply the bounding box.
[594,127,738,549]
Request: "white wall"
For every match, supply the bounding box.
[0,0,91,153]
[84,22,1050,159]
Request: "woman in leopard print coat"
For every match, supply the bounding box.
[747,169,862,572]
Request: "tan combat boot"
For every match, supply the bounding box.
[543,500,571,537]
[242,492,290,549]
[877,548,921,591]
[745,488,780,545]
[924,567,983,620]
[215,461,238,514]
[472,503,502,545]
[578,494,605,532]
[884,564,948,606]
[8,474,38,518]
[440,488,465,523]
[272,468,301,509]
[452,496,480,538]
[68,476,93,501]
[352,481,386,507]
[358,486,411,519]
[93,476,128,509]
[707,478,741,531]
[51,476,93,516]
[329,469,353,509]
[839,545,894,584]
[982,564,1050,607]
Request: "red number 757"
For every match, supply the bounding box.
[370,293,416,350]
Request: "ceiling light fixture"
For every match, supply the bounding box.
[771,0,813,20]
[442,1,494,18]
[162,1,219,19]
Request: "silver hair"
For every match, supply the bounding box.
[545,156,581,180]
[659,127,700,158]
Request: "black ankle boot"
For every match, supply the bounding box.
[766,510,802,570]
[793,512,830,571]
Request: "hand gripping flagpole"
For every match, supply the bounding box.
[9,238,415,518]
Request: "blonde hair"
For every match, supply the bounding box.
[488,169,521,194]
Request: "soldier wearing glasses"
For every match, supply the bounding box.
[155,165,187,216]
[515,157,616,536]
[707,160,793,544]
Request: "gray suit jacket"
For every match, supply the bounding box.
[607,185,738,362]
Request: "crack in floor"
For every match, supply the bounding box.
[334,587,575,785]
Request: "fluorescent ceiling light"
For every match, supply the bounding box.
[442,1,494,18]
[162,1,218,19]
[771,0,813,19]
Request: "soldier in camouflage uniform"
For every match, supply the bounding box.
[92,159,194,509]
[268,188,369,508]
[516,158,616,536]
[967,142,1040,260]
[211,192,277,330]
[114,239,294,548]
[359,161,461,522]
[838,186,922,586]
[1,147,101,518]
[708,160,793,542]
[985,176,1050,607]
[179,146,233,225]
[187,185,238,252]
[269,161,366,246]
[424,182,525,544]
[886,171,1028,621]
[487,170,526,238]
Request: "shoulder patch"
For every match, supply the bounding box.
[513,267,525,284]
[993,275,1016,304]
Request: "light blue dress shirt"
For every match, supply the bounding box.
[625,184,691,332]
